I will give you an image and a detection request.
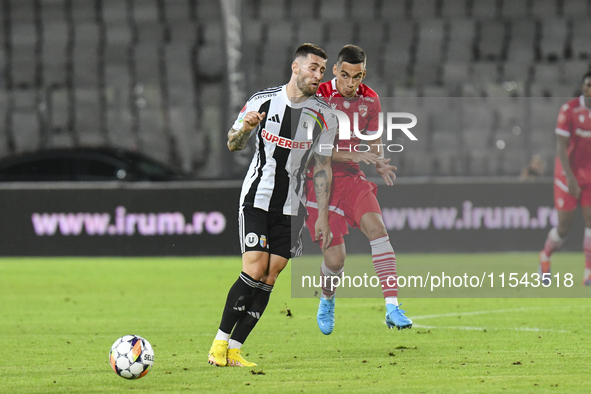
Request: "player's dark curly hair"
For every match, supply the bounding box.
[294,43,327,61]
[583,70,591,82]
[337,45,366,66]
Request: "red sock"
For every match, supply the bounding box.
[370,236,398,298]
[320,261,343,298]
[542,227,565,259]
[584,228,591,271]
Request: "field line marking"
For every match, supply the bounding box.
[413,324,568,333]
[411,305,583,321]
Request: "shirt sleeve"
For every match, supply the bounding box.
[231,100,254,131]
[555,103,572,137]
[314,113,338,156]
[366,96,382,135]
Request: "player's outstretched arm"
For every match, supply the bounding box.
[556,134,581,198]
[227,111,266,151]
[313,152,333,252]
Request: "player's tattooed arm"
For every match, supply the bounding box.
[227,111,266,151]
[313,152,333,251]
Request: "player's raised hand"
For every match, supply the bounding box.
[241,111,266,133]
[376,157,397,186]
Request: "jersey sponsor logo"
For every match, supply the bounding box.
[261,129,313,150]
[245,232,258,247]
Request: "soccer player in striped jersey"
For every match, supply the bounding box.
[539,71,591,285]
[208,44,338,367]
[305,45,412,334]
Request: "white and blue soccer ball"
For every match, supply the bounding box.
[109,335,154,379]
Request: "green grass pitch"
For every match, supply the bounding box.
[0,254,590,393]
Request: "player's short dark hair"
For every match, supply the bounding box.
[583,70,591,82]
[293,43,327,62]
[337,45,366,66]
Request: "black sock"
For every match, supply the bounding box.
[230,282,273,344]
[219,272,258,335]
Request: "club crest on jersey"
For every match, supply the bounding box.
[343,101,350,109]
[260,235,267,248]
[359,105,368,117]
[245,232,258,248]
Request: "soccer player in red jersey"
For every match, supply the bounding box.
[305,45,412,334]
[539,71,591,285]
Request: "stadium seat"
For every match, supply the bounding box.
[531,0,559,18]
[43,22,69,86]
[505,18,535,63]
[476,20,507,62]
[325,21,355,47]
[442,62,471,90]
[102,1,127,23]
[532,63,564,86]
[409,0,438,19]
[294,19,324,47]
[471,0,499,18]
[571,18,591,61]
[440,0,468,18]
[381,0,409,19]
[164,0,192,22]
[74,44,100,88]
[136,20,165,43]
[500,0,530,18]
[562,0,590,17]
[447,19,475,63]
[349,0,378,20]
[288,0,319,20]
[357,21,385,59]
[319,0,346,21]
[538,18,568,62]
[133,0,159,23]
[259,0,287,21]
[563,60,591,84]
[416,20,444,65]
[195,0,222,21]
[75,89,103,145]
[165,43,193,86]
[12,110,39,152]
[266,21,294,47]
[134,43,161,85]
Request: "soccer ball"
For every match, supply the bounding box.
[109,335,154,379]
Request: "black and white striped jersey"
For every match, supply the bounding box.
[232,84,338,216]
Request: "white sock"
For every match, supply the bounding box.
[385,297,398,306]
[214,329,230,342]
[228,339,242,350]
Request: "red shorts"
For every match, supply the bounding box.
[305,174,380,247]
[554,174,591,210]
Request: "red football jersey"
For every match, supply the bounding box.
[554,96,591,185]
[316,78,382,176]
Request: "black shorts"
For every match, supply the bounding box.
[239,205,305,259]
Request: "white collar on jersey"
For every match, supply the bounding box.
[283,84,317,109]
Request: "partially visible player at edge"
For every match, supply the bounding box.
[539,71,591,285]
[208,43,337,367]
[306,45,412,334]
